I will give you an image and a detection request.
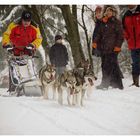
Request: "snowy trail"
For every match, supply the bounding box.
[0,79,140,135]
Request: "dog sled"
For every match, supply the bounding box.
[7,51,42,97]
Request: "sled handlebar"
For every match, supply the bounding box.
[33,56,39,59]
[6,46,40,59]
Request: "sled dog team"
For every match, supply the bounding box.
[2,5,140,106]
[39,60,97,106]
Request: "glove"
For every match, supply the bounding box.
[92,43,97,49]
[26,44,35,50]
[114,47,121,53]
[92,43,101,57]
[3,45,13,53]
[25,44,35,55]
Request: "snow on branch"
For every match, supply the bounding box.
[0,6,22,24]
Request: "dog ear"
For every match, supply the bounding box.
[76,62,81,68]
[51,64,56,68]
[73,68,77,74]
[77,60,85,68]
[86,59,89,63]
[81,59,85,64]
[46,61,49,66]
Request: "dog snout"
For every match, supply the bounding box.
[72,85,75,90]
[94,76,97,80]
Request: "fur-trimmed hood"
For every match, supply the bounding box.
[102,5,120,19]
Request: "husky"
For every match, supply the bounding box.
[73,68,85,106]
[56,70,77,106]
[57,60,97,107]
[82,60,97,97]
[83,68,97,98]
[75,60,97,105]
[39,63,56,99]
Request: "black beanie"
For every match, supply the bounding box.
[55,35,62,41]
[21,10,32,21]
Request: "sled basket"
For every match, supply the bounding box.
[8,55,42,96]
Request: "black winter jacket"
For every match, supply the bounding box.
[49,43,68,67]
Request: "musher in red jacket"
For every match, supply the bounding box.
[2,10,42,56]
[2,10,42,92]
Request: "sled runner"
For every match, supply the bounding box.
[7,52,43,97]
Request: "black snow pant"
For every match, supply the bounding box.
[131,49,140,76]
[101,53,124,89]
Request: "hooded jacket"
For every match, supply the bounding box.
[93,16,124,54]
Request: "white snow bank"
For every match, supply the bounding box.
[0,78,140,135]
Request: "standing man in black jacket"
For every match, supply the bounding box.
[49,35,69,76]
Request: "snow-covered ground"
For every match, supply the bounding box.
[0,77,140,135]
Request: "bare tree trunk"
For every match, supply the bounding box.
[58,5,85,66]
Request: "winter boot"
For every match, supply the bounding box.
[96,84,108,90]
[131,75,139,87]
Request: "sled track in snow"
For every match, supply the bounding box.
[63,106,117,134]
[64,104,139,134]
[10,98,115,134]
[16,100,79,135]
[18,98,118,134]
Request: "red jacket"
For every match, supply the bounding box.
[123,6,140,50]
[2,19,42,56]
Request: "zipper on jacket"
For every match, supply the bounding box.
[131,15,136,49]
[133,26,136,49]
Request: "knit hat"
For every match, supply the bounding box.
[21,10,32,21]
[95,6,102,13]
[55,35,62,41]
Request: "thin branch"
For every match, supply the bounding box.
[85,5,95,13]
[81,5,90,47]
[76,19,85,30]
[41,6,48,17]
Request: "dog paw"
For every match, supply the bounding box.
[43,96,49,100]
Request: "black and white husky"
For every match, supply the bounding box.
[74,60,97,106]
[56,70,77,106]
[39,63,56,99]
